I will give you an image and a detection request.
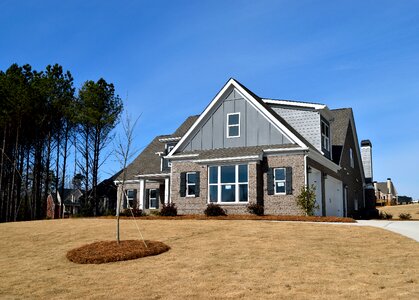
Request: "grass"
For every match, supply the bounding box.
[377,203,419,220]
[0,218,418,299]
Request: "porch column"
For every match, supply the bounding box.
[164,177,170,204]
[139,179,145,210]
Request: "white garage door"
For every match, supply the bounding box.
[308,167,322,216]
[324,176,343,217]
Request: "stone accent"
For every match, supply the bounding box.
[263,154,306,215]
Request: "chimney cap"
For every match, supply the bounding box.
[387,178,391,181]
[361,140,372,147]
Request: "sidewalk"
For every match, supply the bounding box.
[355,220,419,242]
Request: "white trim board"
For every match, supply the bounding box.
[166,79,307,158]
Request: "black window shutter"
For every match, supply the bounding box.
[133,189,137,208]
[195,172,200,197]
[267,168,274,195]
[180,172,186,197]
[123,190,127,208]
[286,167,293,195]
[156,189,160,209]
[145,189,150,209]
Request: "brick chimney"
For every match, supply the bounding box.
[361,140,373,183]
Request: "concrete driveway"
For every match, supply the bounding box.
[356,220,419,242]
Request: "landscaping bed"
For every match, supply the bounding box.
[105,214,356,223]
[67,240,170,264]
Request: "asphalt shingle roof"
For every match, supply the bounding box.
[117,116,199,181]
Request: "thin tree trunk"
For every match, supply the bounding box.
[0,126,7,222]
[10,125,20,222]
[60,124,69,218]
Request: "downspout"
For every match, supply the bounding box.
[304,150,309,187]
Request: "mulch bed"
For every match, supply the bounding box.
[104,215,356,223]
[67,240,170,264]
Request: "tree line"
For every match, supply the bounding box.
[0,63,123,222]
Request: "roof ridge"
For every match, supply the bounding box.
[262,98,326,106]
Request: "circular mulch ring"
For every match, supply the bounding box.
[67,240,170,264]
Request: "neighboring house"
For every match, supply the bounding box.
[374,178,398,206]
[115,79,372,217]
[45,188,83,218]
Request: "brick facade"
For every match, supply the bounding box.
[171,154,306,216]
[263,154,306,215]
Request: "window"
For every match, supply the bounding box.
[126,189,135,208]
[349,148,354,168]
[321,120,330,151]
[354,198,359,211]
[149,189,157,209]
[186,172,197,197]
[274,168,286,194]
[208,164,248,203]
[227,113,240,138]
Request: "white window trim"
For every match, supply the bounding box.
[226,112,240,138]
[321,120,330,151]
[149,189,157,209]
[274,168,286,195]
[208,164,249,204]
[126,189,135,208]
[186,172,196,197]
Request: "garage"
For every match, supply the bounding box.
[324,175,344,217]
[308,167,323,216]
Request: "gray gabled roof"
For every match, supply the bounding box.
[330,108,353,146]
[117,116,199,181]
[376,181,397,196]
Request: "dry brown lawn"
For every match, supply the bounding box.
[0,218,418,299]
[377,203,419,219]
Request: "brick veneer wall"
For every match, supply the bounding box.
[171,161,259,215]
[263,154,306,215]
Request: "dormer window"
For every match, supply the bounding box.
[321,120,330,151]
[227,113,240,138]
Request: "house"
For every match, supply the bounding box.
[374,178,398,206]
[115,79,373,217]
[45,188,83,218]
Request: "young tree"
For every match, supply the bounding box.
[296,184,318,216]
[114,112,140,243]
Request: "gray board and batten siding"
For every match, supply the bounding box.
[269,105,321,152]
[179,88,293,152]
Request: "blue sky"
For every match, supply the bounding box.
[1,0,418,198]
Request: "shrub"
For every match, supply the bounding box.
[399,213,411,220]
[295,184,318,216]
[160,203,178,216]
[247,203,264,216]
[120,208,143,217]
[379,211,393,220]
[204,203,227,216]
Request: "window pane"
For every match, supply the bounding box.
[221,166,236,183]
[150,189,156,198]
[228,114,239,125]
[209,167,218,184]
[238,165,248,182]
[276,182,285,194]
[228,126,239,137]
[239,184,248,202]
[187,172,196,184]
[150,199,157,208]
[221,185,235,202]
[209,185,218,202]
[127,190,134,198]
[275,168,285,180]
[187,185,195,195]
